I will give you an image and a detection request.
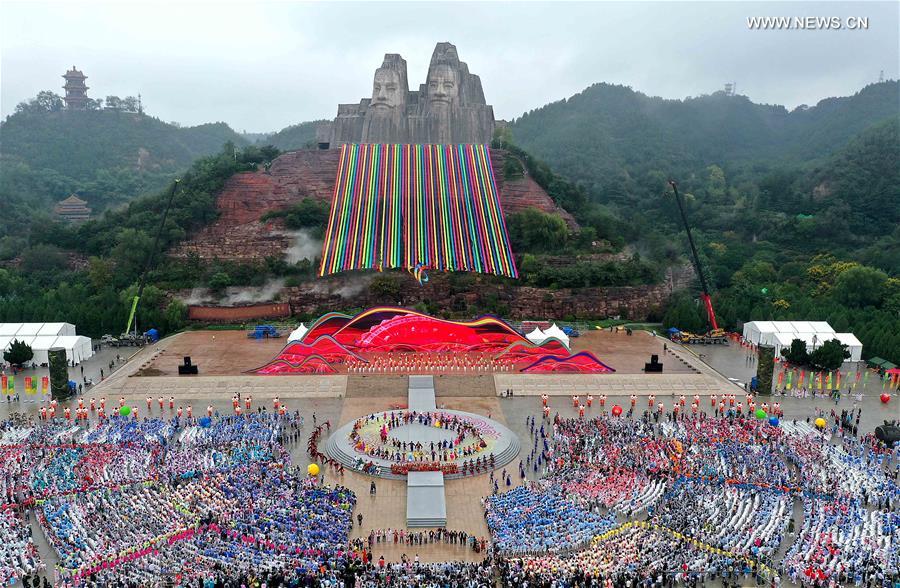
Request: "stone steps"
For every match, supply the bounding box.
[407,517,447,528]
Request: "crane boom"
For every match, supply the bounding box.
[667,180,719,331]
[123,179,180,339]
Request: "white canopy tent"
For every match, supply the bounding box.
[0,323,24,337]
[52,336,93,364]
[525,328,546,345]
[543,323,571,349]
[287,324,308,343]
[747,320,863,363]
[807,321,836,336]
[742,321,781,344]
[0,323,93,365]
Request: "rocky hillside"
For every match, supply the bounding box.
[171,148,576,263]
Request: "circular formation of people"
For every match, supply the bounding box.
[0,390,897,587]
[348,410,499,475]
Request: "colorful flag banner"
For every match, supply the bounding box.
[1,375,6,395]
[24,376,33,395]
[320,144,518,279]
[41,376,49,395]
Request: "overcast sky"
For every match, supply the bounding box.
[1,1,897,133]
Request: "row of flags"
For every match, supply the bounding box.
[1,375,49,395]
[777,368,899,390]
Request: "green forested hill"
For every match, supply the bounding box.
[0,102,249,257]
[263,120,327,151]
[510,80,898,201]
[1,110,247,180]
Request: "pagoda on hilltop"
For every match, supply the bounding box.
[54,194,92,222]
[62,66,90,110]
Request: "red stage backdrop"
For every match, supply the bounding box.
[252,307,614,375]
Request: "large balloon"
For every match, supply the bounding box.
[307,463,320,476]
[814,417,826,429]
[768,416,779,426]
[880,393,891,404]
[199,416,212,428]
[755,409,767,420]
[119,406,131,417]
[611,405,623,417]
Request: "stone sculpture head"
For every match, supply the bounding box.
[426,63,459,106]
[371,54,407,111]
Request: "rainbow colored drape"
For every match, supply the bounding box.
[319,144,518,278]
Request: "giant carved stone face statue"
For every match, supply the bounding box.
[427,64,459,106]
[371,68,404,110]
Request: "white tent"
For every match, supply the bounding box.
[287,324,308,343]
[0,324,23,337]
[28,337,58,365]
[758,332,793,356]
[543,323,570,349]
[833,333,863,362]
[742,321,781,345]
[14,323,42,337]
[37,322,76,337]
[0,323,93,366]
[52,336,93,364]
[526,327,546,345]
[808,321,836,336]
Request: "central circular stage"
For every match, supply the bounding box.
[325,409,520,479]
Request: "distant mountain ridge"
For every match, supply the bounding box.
[1,110,248,181]
[0,109,249,250]
[507,80,899,197]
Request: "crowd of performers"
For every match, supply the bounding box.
[2,388,898,588]
[33,393,297,423]
[349,411,491,467]
[346,352,516,374]
[484,395,898,587]
[0,410,365,587]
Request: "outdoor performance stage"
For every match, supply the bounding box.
[325,374,521,527]
[252,307,616,375]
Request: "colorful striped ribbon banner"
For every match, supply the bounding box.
[319,144,518,279]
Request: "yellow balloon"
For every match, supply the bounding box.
[815,417,826,429]
[307,463,320,476]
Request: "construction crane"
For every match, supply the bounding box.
[667,180,726,344]
[118,179,181,346]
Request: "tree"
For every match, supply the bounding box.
[208,272,232,294]
[808,339,850,372]
[20,244,68,273]
[121,96,139,113]
[780,339,809,365]
[164,300,188,331]
[662,292,707,332]
[105,96,122,111]
[14,91,64,114]
[506,208,569,253]
[831,266,888,308]
[110,228,154,279]
[3,339,34,366]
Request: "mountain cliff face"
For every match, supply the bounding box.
[171,148,575,263]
